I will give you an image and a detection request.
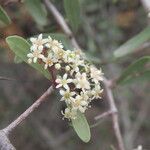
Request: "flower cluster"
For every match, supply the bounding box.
[27,34,104,120]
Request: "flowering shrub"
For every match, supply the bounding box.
[27,34,104,120]
[1,0,149,148]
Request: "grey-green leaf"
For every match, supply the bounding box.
[0,5,11,25]
[14,56,23,64]
[6,36,50,80]
[117,56,150,84]
[72,111,91,143]
[114,26,150,58]
[120,70,150,85]
[25,0,47,26]
[64,0,80,32]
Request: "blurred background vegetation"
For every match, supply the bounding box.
[0,0,150,149]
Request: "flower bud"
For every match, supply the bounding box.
[65,65,70,71]
[55,63,61,70]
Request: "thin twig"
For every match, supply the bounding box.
[0,76,15,81]
[0,130,16,150]
[43,1,125,150]
[95,110,117,120]
[103,78,125,150]
[43,0,80,49]
[91,110,117,128]
[2,86,54,135]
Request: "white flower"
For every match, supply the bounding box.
[60,88,75,103]
[63,50,73,63]
[30,34,47,51]
[27,49,44,63]
[53,48,64,60]
[74,72,90,90]
[70,59,85,74]
[42,53,56,69]
[45,36,53,48]
[65,65,70,71]
[72,95,88,113]
[83,63,90,73]
[55,63,61,70]
[70,65,79,74]
[74,49,83,57]
[52,40,64,51]
[91,85,103,99]
[63,50,81,63]
[90,66,103,83]
[80,91,89,101]
[55,74,73,89]
[46,36,63,52]
[61,108,77,120]
[67,51,76,62]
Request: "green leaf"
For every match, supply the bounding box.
[25,0,47,26]
[117,56,150,84]
[0,5,11,25]
[114,26,150,58]
[14,56,23,64]
[120,70,150,85]
[72,111,91,142]
[6,35,50,79]
[64,0,80,32]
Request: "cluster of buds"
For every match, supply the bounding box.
[27,34,104,120]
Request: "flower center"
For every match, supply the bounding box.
[58,51,64,58]
[74,99,81,107]
[64,92,71,99]
[35,40,42,46]
[62,80,67,85]
[33,50,40,57]
[46,59,52,65]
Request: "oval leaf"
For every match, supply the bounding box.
[114,26,150,58]
[25,0,47,26]
[14,55,23,64]
[72,111,91,142]
[64,0,80,32]
[6,36,50,79]
[0,5,11,25]
[116,56,150,84]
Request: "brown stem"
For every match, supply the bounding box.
[94,110,117,120]
[2,86,54,135]
[48,67,57,88]
[43,0,80,49]
[103,78,125,150]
